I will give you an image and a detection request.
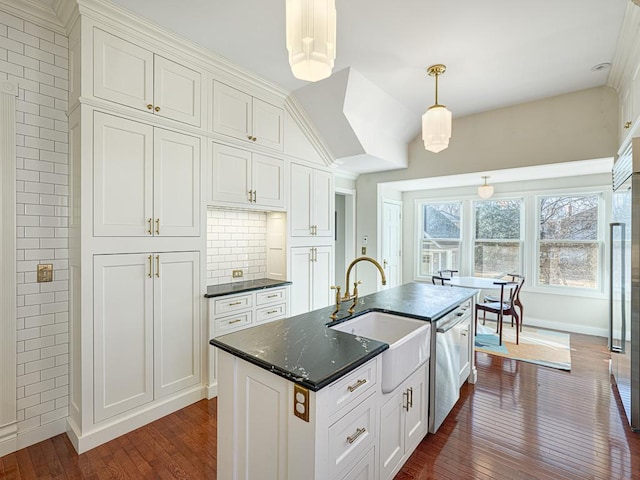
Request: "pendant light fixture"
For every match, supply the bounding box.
[422,64,452,153]
[478,176,494,199]
[285,0,337,82]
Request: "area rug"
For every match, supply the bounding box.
[474,323,571,371]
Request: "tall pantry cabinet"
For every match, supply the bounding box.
[68,13,204,453]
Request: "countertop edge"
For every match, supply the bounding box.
[204,280,292,298]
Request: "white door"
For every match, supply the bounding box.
[209,143,251,205]
[290,164,313,237]
[252,98,284,151]
[93,28,153,112]
[94,254,154,422]
[312,246,333,310]
[93,112,153,237]
[154,251,200,399]
[154,55,202,127]
[381,200,402,288]
[290,247,313,315]
[153,128,200,236]
[212,81,252,141]
[404,365,428,452]
[379,390,404,480]
[252,153,284,208]
[313,169,334,237]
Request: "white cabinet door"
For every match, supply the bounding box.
[379,389,404,480]
[154,55,202,127]
[404,365,428,452]
[290,164,313,237]
[312,168,333,237]
[94,254,154,423]
[252,98,284,151]
[213,82,252,141]
[154,251,200,399]
[93,112,153,237]
[93,28,153,112]
[252,153,284,208]
[313,246,333,311]
[154,129,200,236]
[290,247,313,315]
[209,143,252,205]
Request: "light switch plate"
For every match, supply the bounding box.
[361,246,367,255]
[37,264,53,283]
[232,269,244,278]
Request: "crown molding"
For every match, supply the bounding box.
[54,0,79,33]
[284,95,335,167]
[334,169,359,182]
[0,0,65,33]
[608,1,640,91]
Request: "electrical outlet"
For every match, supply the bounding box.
[37,264,53,283]
[232,269,244,278]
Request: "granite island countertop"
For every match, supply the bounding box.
[204,278,292,298]
[210,282,477,391]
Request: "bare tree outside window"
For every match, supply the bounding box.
[538,195,600,288]
[474,200,522,278]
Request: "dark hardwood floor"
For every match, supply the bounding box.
[2,333,639,479]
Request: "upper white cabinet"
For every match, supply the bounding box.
[93,251,200,422]
[209,143,284,209]
[290,163,333,237]
[93,111,200,237]
[93,28,202,127]
[213,81,284,151]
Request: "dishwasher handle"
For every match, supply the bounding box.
[436,310,470,333]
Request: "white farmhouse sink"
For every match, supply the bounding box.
[330,312,431,393]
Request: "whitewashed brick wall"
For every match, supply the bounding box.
[0,11,69,434]
[207,208,267,285]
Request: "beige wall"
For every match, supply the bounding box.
[354,86,619,311]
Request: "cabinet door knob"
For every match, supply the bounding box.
[625,120,632,129]
[247,135,253,140]
[154,106,161,112]
[252,136,257,142]
[146,104,153,110]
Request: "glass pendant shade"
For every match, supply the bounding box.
[286,0,337,82]
[422,104,452,153]
[477,185,494,199]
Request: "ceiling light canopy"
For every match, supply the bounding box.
[478,176,494,199]
[285,0,337,82]
[422,64,452,153]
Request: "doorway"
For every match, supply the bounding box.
[335,189,356,287]
[381,199,402,288]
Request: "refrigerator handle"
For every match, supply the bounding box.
[620,222,626,354]
[609,222,623,353]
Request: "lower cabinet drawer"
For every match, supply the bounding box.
[256,287,287,306]
[215,311,252,334]
[255,303,286,323]
[340,447,375,480]
[328,394,376,480]
[214,293,252,315]
[325,358,377,419]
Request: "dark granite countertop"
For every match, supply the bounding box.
[210,282,476,391]
[204,278,292,298]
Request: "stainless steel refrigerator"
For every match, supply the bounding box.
[610,137,640,432]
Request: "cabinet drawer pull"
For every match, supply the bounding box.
[154,106,161,112]
[347,379,367,392]
[266,309,279,315]
[229,318,242,324]
[346,427,366,444]
[229,301,242,306]
[146,104,153,110]
[267,294,279,298]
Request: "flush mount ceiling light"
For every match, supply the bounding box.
[285,0,337,82]
[422,64,452,153]
[478,176,494,199]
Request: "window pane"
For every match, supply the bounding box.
[420,240,460,277]
[474,241,520,278]
[475,200,521,239]
[539,242,598,288]
[539,195,598,240]
[423,203,461,240]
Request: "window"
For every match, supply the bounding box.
[474,199,522,278]
[419,202,461,277]
[538,194,600,289]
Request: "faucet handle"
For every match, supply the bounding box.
[330,285,342,304]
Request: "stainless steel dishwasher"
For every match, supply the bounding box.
[429,300,472,433]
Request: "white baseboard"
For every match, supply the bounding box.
[0,418,66,457]
[67,385,207,454]
[206,381,218,399]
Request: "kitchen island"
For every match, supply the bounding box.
[210,282,476,480]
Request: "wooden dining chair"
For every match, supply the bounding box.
[483,274,525,331]
[475,280,522,345]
